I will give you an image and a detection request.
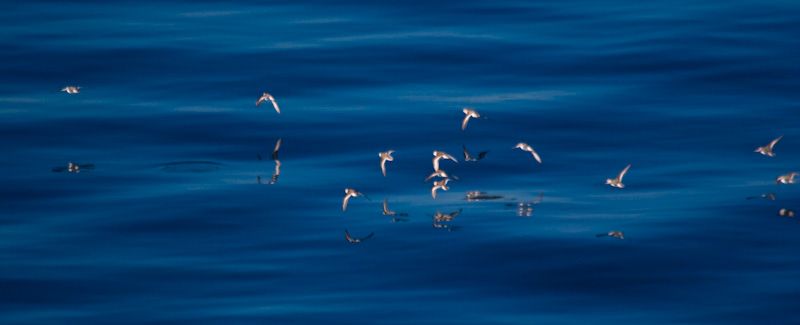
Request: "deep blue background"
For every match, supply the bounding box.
[2,1,800,323]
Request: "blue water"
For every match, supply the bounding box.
[2,1,800,323]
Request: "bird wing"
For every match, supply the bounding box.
[424,172,436,182]
[462,114,470,131]
[768,135,783,149]
[432,156,440,172]
[270,98,280,114]
[381,158,387,177]
[343,195,351,212]
[531,150,542,164]
[431,185,438,199]
[255,97,264,107]
[445,153,458,163]
[617,164,631,181]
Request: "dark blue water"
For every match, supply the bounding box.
[2,1,800,323]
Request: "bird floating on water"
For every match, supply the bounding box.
[596,231,625,239]
[256,93,280,114]
[747,193,775,200]
[343,188,370,212]
[462,108,487,131]
[776,172,798,184]
[53,162,94,173]
[606,164,631,188]
[345,229,374,242]
[61,86,81,94]
[432,151,457,171]
[512,142,541,164]
[431,178,451,199]
[379,150,394,177]
[754,135,783,157]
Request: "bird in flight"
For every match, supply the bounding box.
[343,188,370,212]
[61,86,81,94]
[462,108,487,131]
[605,164,631,188]
[432,151,458,171]
[463,145,488,161]
[256,93,280,114]
[754,135,783,157]
[345,229,374,242]
[512,142,541,164]
[379,150,394,177]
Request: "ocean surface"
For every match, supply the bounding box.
[2,1,800,324]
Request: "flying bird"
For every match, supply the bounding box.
[343,188,370,212]
[463,145,488,161]
[776,172,798,184]
[424,169,458,183]
[462,108,487,131]
[754,135,783,156]
[256,93,280,114]
[605,164,631,188]
[61,86,81,94]
[432,151,458,171]
[778,209,794,217]
[379,150,394,177]
[345,229,374,242]
[512,142,541,163]
[431,178,451,199]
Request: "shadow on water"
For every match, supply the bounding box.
[156,161,222,173]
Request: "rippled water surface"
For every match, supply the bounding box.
[2,1,800,324]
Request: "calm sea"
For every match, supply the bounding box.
[2,1,799,324]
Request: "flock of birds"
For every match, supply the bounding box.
[55,86,796,242]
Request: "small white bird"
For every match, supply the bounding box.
[605,164,631,188]
[596,231,624,239]
[776,172,799,184]
[778,209,795,217]
[462,108,487,131]
[345,229,374,242]
[61,86,81,94]
[343,188,370,212]
[424,169,458,183]
[432,151,458,171]
[256,93,280,114]
[754,135,783,156]
[431,178,451,199]
[512,142,541,164]
[379,150,394,177]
